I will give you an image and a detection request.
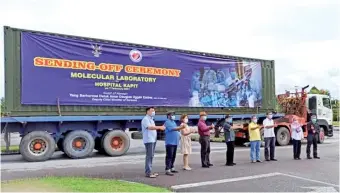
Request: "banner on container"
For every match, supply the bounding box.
[21,32,263,107]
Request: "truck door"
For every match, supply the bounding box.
[308,96,317,121]
[320,97,333,126]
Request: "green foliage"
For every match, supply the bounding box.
[1,97,5,116]
[308,86,330,96]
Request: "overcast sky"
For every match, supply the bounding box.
[0,0,339,99]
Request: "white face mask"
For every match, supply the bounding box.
[184,118,188,123]
[171,115,176,120]
[202,116,207,121]
[253,119,258,123]
[268,115,273,119]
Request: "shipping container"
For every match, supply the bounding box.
[4,26,276,117]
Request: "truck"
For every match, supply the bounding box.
[232,86,334,146]
[0,26,333,162]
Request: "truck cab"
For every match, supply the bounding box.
[307,94,333,137]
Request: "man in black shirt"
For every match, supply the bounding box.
[306,114,320,159]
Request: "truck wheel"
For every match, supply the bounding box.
[276,127,291,146]
[63,130,95,159]
[317,127,325,144]
[102,130,130,156]
[260,129,265,147]
[131,131,143,140]
[19,131,56,162]
[57,139,64,152]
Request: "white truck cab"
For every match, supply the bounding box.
[307,94,333,137]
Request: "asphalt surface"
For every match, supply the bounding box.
[1,131,339,192]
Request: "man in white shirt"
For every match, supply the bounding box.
[263,112,277,161]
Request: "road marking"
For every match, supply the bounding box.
[170,172,281,190]
[279,173,340,188]
[1,143,337,172]
[301,186,338,192]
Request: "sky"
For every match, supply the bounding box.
[0,0,339,99]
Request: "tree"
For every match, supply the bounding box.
[308,86,320,94]
[308,86,330,96]
[1,97,5,116]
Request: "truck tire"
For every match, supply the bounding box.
[260,129,265,147]
[131,131,143,139]
[57,139,64,152]
[19,131,56,162]
[276,127,291,146]
[317,127,325,144]
[102,130,130,156]
[63,130,95,159]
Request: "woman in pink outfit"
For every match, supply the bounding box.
[291,117,304,160]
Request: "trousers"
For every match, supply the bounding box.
[226,141,235,164]
[199,136,211,166]
[250,140,261,161]
[165,145,177,170]
[144,142,156,175]
[306,135,318,157]
[264,137,275,160]
[292,139,301,159]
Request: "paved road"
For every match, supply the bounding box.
[1,131,339,192]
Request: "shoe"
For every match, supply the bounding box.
[294,158,298,160]
[297,158,301,160]
[307,156,312,159]
[251,161,256,163]
[202,165,209,168]
[266,159,270,161]
[171,168,178,173]
[270,159,277,161]
[208,164,213,166]
[225,163,233,166]
[314,156,320,159]
[256,160,262,163]
[146,174,157,178]
[233,163,236,165]
[165,170,174,176]
[183,167,192,171]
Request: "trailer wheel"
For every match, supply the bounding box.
[19,131,56,162]
[260,129,265,147]
[276,127,291,146]
[63,130,95,159]
[131,131,143,139]
[317,127,325,144]
[57,139,64,152]
[102,130,130,156]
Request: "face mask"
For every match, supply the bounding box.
[230,72,236,79]
[184,119,188,123]
[202,116,207,121]
[151,111,155,117]
[312,119,317,123]
[268,115,273,119]
[253,119,258,123]
[171,115,175,120]
[226,118,232,123]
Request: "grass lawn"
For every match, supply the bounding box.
[333,121,339,127]
[1,177,171,192]
[1,145,19,152]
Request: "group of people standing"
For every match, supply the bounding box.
[141,107,321,178]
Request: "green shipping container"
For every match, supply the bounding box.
[4,26,276,117]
